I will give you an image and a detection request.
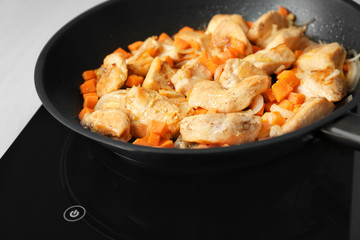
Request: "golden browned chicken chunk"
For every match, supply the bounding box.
[281,97,335,133]
[243,44,296,74]
[180,112,262,145]
[94,89,127,111]
[125,86,189,137]
[170,57,212,95]
[81,109,131,141]
[174,30,212,53]
[188,75,270,113]
[265,26,304,50]
[247,10,289,48]
[295,42,346,72]
[206,14,249,35]
[293,36,318,52]
[127,36,161,76]
[217,58,267,89]
[96,53,128,97]
[296,69,347,102]
[142,57,176,91]
[210,18,253,56]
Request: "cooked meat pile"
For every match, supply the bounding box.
[78,7,354,149]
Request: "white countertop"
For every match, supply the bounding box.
[1,0,360,158]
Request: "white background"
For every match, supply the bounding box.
[1,0,360,158]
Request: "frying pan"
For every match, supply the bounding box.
[35,0,360,171]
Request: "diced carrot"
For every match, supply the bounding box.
[262,112,271,123]
[157,138,174,148]
[264,102,273,112]
[196,30,205,34]
[265,111,285,125]
[178,26,195,33]
[206,108,218,114]
[290,67,298,74]
[113,47,132,58]
[293,103,302,112]
[78,107,94,120]
[246,21,254,29]
[82,70,97,81]
[287,92,306,104]
[145,47,158,57]
[230,38,245,55]
[263,89,276,102]
[150,120,169,138]
[198,51,222,75]
[174,37,191,49]
[278,6,289,16]
[252,45,262,53]
[222,47,238,60]
[294,50,303,58]
[83,95,98,109]
[128,41,143,52]
[165,56,174,67]
[343,63,349,72]
[148,132,161,146]
[211,56,223,65]
[189,39,201,50]
[126,74,144,87]
[80,78,96,94]
[158,32,172,43]
[272,80,293,102]
[278,99,294,111]
[277,70,300,88]
[83,92,98,99]
[133,136,151,146]
[194,107,208,115]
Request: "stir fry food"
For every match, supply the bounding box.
[78,6,359,149]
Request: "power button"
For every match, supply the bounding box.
[63,205,86,222]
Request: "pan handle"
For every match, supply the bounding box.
[320,112,360,150]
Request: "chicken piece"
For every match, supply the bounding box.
[217,58,267,89]
[94,89,127,111]
[247,10,289,48]
[188,75,271,113]
[211,18,253,56]
[243,44,296,75]
[265,26,304,50]
[125,86,189,137]
[180,112,262,145]
[296,69,347,102]
[174,30,212,53]
[96,53,128,97]
[206,14,249,35]
[81,109,131,141]
[142,57,176,91]
[281,97,335,133]
[295,42,346,72]
[170,57,212,96]
[127,36,161,76]
[293,36,318,52]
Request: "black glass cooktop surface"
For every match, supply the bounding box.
[1,106,359,240]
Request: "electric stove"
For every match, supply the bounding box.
[1,106,359,240]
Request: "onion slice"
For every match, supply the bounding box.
[250,95,264,115]
[270,104,294,119]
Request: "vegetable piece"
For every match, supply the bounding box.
[157,138,174,148]
[80,78,97,94]
[277,70,300,87]
[278,99,294,111]
[126,74,144,87]
[270,104,294,119]
[294,50,303,58]
[272,79,293,102]
[246,21,254,29]
[264,102,273,112]
[342,63,349,72]
[178,26,195,33]
[165,56,174,67]
[78,107,94,120]
[263,89,276,102]
[83,92,98,99]
[250,95,265,116]
[128,41,144,52]
[262,111,285,125]
[230,38,245,55]
[150,120,169,138]
[145,48,158,57]
[83,95,98,109]
[222,48,238,60]
[252,45,262,53]
[174,37,191,49]
[198,51,223,75]
[278,6,289,16]
[287,92,305,104]
[133,136,151,146]
[113,47,132,58]
[148,132,161,146]
[189,39,201,50]
[194,107,208,115]
[293,103,302,112]
[82,70,97,81]
[158,32,172,42]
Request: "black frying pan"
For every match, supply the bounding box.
[35,0,360,171]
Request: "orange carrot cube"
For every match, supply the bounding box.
[80,79,96,94]
[287,92,306,104]
[272,80,293,102]
[128,41,143,52]
[82,70,97,81]
[83,95,98,109]
[78,107,94,120]
[126,74,144,87]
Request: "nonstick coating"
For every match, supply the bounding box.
[35,0,360,170]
